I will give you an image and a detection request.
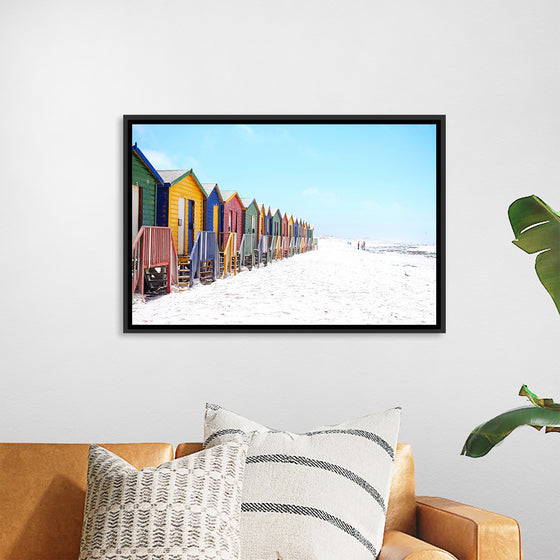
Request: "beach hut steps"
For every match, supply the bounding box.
[199,260,215,284]
[143,267,168,294]
[177,255,191,287]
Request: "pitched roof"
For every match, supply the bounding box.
[220,190,239,202]
[157,169,190,184]
[156,169,206,197]
[241,197,256,209]
[132,144,164,184]
[201,182,217,197]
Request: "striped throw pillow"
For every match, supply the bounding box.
[204,405,401,560]
[79,441,248,560]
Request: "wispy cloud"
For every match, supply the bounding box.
[302,187,338,206]
[183,156,201,170]
[142,149,177,170]
[235,124,257,140]
[302,188,320,197]
[300,145,321,161]
[132,124,155,144]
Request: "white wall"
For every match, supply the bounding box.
[1,1,559,558]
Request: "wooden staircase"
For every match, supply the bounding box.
[199,259,214,284]
[219,232,238,278]
[177,255,191,288]
[219,251,240,276]
[242,252,253,270]
[143,267,168,294]
[132,226,178,295]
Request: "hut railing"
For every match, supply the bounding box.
[282,236,289,256]
[222,232,237,278]
[257,234,269,265]
[289,237,296,256]
[132,226,177,295]
[189,231,218,284]
[268,235,278,260]
[217,232,228,252]
[239,234,255,268]
[276,236,283,259]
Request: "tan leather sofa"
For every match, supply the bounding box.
[0,442,521,560]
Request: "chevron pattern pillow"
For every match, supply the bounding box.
[204,405,401,560]
[79,441,248,560]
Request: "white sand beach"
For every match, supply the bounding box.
[132,237,437,326]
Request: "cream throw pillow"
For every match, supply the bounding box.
[204,405,401,560]
[79,441,248,560]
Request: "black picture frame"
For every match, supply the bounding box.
[124,115,445,333]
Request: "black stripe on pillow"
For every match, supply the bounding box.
[204,428,394,459]
[241,502,377,557]
[304,429,395,459]
[247,454,386,513]
[203,429,247,448]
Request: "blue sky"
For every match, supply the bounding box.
[132,123,438,243]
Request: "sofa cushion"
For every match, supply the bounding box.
[79,441,248,560]
[174,442,417,537]
[204,404,401,560]
[0,443,173,560]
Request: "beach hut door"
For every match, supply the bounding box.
[178,197,186,255]
[188,200,194,252]
[132,185,141,240]
[213,205,219,235]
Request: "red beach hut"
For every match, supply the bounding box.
[221,190,244,251]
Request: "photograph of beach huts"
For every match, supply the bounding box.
[125,117,444,331]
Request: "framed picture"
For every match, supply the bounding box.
[124,115,445,333]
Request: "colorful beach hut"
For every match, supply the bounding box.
[156,169,205,256]
[258,203,267,241]
[282,212,289,257]
[202,183,224,237]
[241,198,259,249]
[240,198,259,268]
[270,208,282,260]
[131,144,164,239]
[271,208,282,237]
[256,202,270,266]
[266,206,273,236]
[302,221,308,251]
[131,145,177,295]
[288,215,295,255]
[221,190,244,251]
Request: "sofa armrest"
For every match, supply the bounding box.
[416,497,522,560]
[379,530,457,560]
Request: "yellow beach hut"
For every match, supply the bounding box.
[258,203,267,242]
[157,169,205,256]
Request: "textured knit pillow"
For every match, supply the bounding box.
[204,405,401,560]
[79,441,248,560]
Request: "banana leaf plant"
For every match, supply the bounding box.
[508,195,560,313]
[461,385,560,458]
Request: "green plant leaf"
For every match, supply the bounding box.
[508,195,560,314]
[461,406,560,457]
[519,384,560,410]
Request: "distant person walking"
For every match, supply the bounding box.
[361,241,365,251]
[357,241,360,250]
